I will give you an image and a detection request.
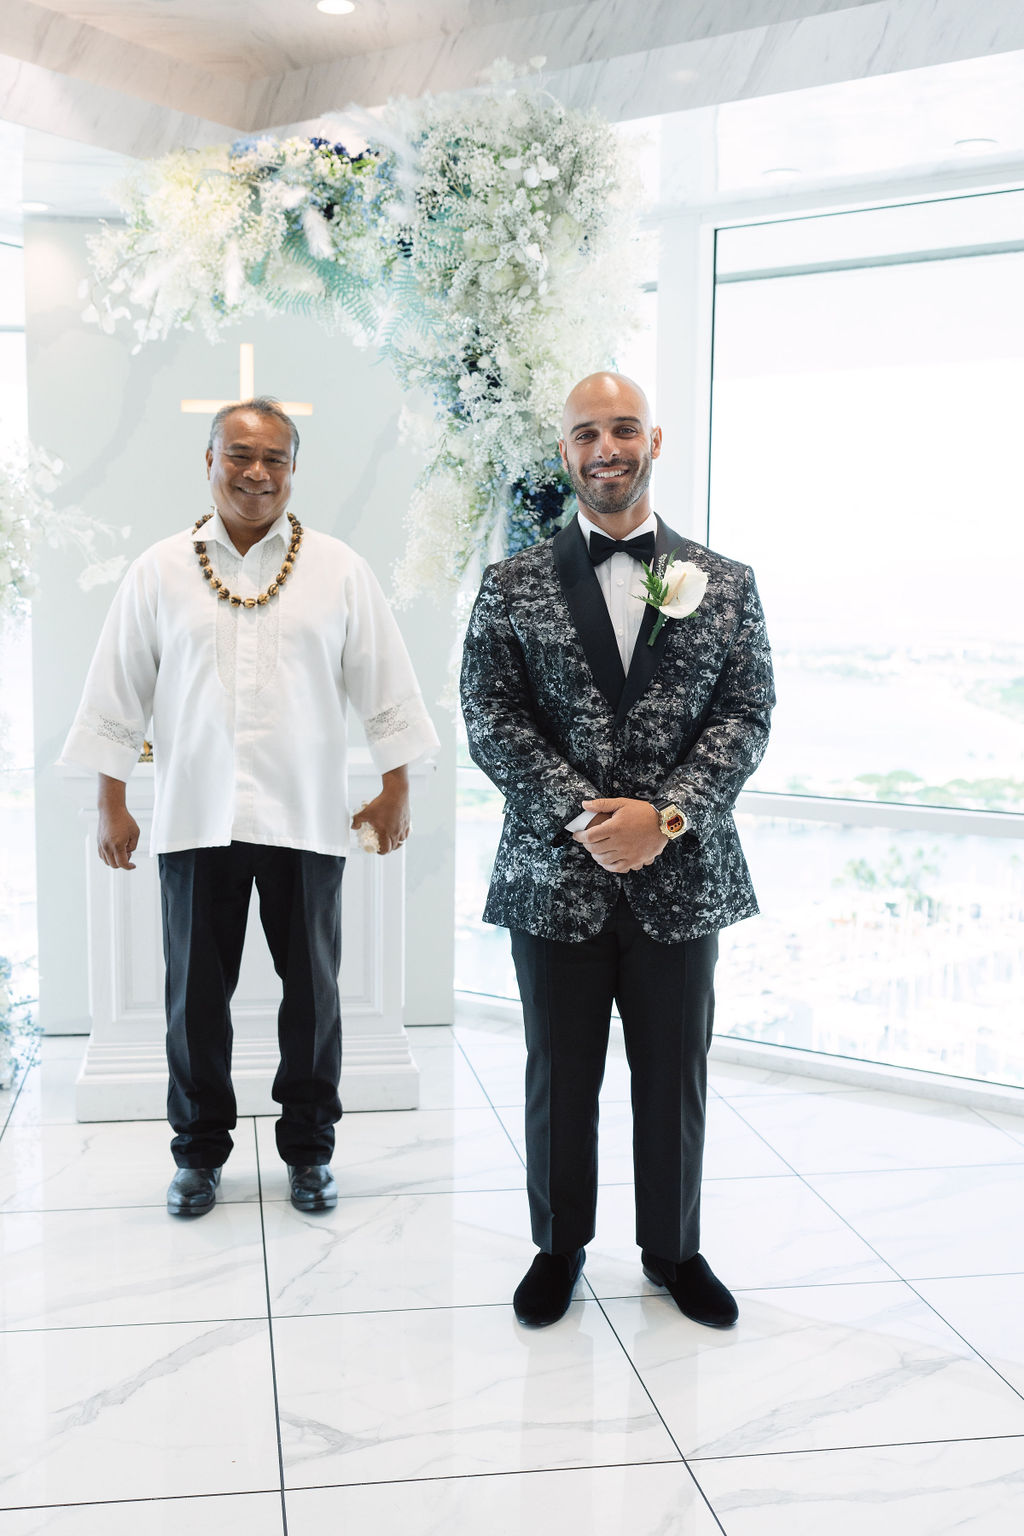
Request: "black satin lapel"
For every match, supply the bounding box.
[613,518,686,730]
[552,521,625,711]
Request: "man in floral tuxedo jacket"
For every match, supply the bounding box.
[461,372,775,1328]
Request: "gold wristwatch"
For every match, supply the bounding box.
[652,797,687,839]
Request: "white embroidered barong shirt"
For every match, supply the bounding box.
[61,511,440,856]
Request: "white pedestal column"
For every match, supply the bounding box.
[62,756,420,1120]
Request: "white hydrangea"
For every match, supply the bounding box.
[84,72,646,595]
[86,139,396,345]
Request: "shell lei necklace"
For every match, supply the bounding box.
[192,510,303,606]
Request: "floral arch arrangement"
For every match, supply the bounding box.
[86,65,643,598]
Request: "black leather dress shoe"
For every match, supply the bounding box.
[641,1251,739,1328]
[513,1249,585,1326]
[287,1163,338,1212]
[167,1166,221,1218]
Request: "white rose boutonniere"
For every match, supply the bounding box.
[635,552,709,645]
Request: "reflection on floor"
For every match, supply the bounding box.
[2,1022,1024,1535]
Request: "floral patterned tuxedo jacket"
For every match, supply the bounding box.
[460,515,775,944]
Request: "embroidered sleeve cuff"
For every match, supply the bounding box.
[364,696,441,775]
[59,722,142,781]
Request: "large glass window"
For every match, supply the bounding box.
[454,185,1024,1092]
[0,240,27,439]
[711,190,1024,1085]
[455,754,517,1000]
[712,196,1024,814]
[0,239,34,983]
[717,813,1024,1084]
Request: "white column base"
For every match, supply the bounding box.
[63,756,421,1121]
[74,1031,419,1121]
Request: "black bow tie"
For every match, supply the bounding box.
[588,529,656,567]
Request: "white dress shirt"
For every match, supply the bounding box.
[61,510,440,856]
[576,507,657,671]
[565,509,658,832]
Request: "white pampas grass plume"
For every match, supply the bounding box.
[302,206,334,260]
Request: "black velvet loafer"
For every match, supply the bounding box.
[287,1163,338,1212]
[641,1250,739,1328]
[167,1166,221,1218]
[513,1248,586,1326]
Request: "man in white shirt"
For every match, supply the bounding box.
[461,373,774,1327]
[63,397,439,1218]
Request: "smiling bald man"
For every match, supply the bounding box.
[461,372,775,1328]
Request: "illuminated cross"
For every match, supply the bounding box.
[181,342,313,416]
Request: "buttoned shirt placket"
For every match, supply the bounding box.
[226,532,277,842]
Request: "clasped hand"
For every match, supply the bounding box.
[351,780,410,855]
[572,798,667,873]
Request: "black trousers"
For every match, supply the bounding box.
[159,842,346,1169]
[511,896,718,1262]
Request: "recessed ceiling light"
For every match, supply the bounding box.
[316,1,356,14]
[952,137,999,153]
[761,167,801,179]
[20,201,50,212]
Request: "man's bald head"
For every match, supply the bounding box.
[558,372,661,531]
[560,372,653,440]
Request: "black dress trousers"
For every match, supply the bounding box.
[511,894,718,1263]
[159,841,346,1169]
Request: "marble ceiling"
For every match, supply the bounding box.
[2,0,1024,242]
[4,0,1024,160]
[17,0,591,80]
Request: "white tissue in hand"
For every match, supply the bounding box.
[354,804,380,853]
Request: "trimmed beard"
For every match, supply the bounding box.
[568,451,653,518]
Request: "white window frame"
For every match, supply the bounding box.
[654,163,1024,848]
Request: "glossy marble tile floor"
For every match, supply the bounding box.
[3,1023,1024,1535]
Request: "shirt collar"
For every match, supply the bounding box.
[576,508,657,546]
[191,509,291,551]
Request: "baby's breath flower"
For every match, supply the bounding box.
[85,80,645,597]
[0,444,128,623]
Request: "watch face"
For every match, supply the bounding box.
[662,809,686,836]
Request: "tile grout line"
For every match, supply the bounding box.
[962,1101,1024,1153]
[12,1030,1024,1515]
[590,1291,730,1536]
[0,1053,35,1143]
[253,1117,290,1536]
[685,1428,1024,1463]
[456,1013,726,1530]
[714,1074,1024,1168]
[0,1489,284,1516]
[883,1274,1024,1411]
[973,1104,1024,1151]
[429,1042,1024,1178]
[723,1097,1024,1410]
[6,1261,1024,1340]
[281,1456,710,1494]
[452,1019,1024,1429]
[450,1030,531,1176]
